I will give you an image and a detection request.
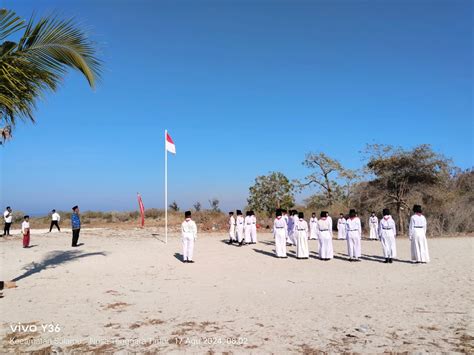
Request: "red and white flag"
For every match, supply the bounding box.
[137,193,145,227]
[165,131,176,154]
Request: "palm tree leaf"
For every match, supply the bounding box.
[0,9,25,41]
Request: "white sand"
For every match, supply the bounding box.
[1,228,473,353]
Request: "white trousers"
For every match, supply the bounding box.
[244,226,252,243]
[380,231,397,258]
[229,225,236,241]
[274,229,287,257]
[182,234,195,261]
[236,227,244,243]
[411,231,430,262]
[250,225,257,243]
[318,231,334,259]
[337,228,346,239]
[309,227,318,240]
[369,224,378,239]
[296,231,309,258]
[347,233,361,258]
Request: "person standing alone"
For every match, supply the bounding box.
[49,209,61,232]
[71,206,81,247]
[181,211,197,263]
[369,212,378,240]
[409,205,430,263]
[3,206,12,236]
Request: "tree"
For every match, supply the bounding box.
[247,171,295,217]
[169,201,179,211]
[364,144,451,234]
[193,201,201,211]
[0,9,102,141]
[208,198,220,212]
[298,152,358,206]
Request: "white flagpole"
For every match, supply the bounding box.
[165,129,168,244]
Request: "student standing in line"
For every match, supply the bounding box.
[346,209,362,262]
[379,208,397,263]
[181,210,198,263]
[409,205,430,263]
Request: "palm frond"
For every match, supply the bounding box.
[17,15,102,88]
[0,9,25,41]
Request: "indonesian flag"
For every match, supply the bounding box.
[137,193,145,227]
[165,131,176,154]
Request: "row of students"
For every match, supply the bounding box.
[227,210,257,246]
[272,205,430,263]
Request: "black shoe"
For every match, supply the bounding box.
[384,259,389,263]
[389,258,393,263]
[188,260,194,263]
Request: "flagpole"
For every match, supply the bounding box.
[165,129,168,244]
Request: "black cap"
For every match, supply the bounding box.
[185,211,192,218]
[72,205,78,211]
[298,212,304,219]
[276,209,282,217]
[349,209,356,217]
[383,208,390,216]
[320,211,326,218]
[52,209,56,213]
[312,212,316,216]
[237,210,242,215]
[24,215,29,219]
[340,213,344,216]
[229,211,234,215]
[6,206,11,209]
[413,205,422,213]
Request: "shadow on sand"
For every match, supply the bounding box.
[12,250,107,282]
[361,254,412,264]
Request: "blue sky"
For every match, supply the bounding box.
[0,0,472,214]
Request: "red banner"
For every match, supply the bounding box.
[137,193,145,227]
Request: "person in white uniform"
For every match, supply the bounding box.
[236,210,245,246]
[317,211,334,260]
[379,208,397,263]
[181,211,197,263]
[286,210,295,246]
[369,212,378,240]
[243,211,252,244]
[325,211,333,238]
[337,213,346,239]
[409,204,430,263]
[295,212,309,259]
[227,211,236,244]
[273,209,288,258]
[346,209,362,261]
[250,210,258,244]
[309,212,318,240]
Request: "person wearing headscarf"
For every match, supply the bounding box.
[181,211,197,263]
[379,209,396,263]
[369,211,379,240]
[316,211,334,260]
[337,213,346,240]
[309,212,318,240]
[295,212,309,259]
[346,209,362,261]
[273,209,288,258]
[409,205,430,263]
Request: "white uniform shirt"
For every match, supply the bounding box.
[273,216,287,234]
[317,218,332,232]
[369,216,378,227]
[244,216,252,228]
[181,219,197,239]
[4,210,12,223]
[236,215,244,229]
[52,212,61,222]
[21,221,30,234]
[251,215,257,226]
[296,219,308,233]
[229,215,235,227]
[337,217,346,230]
[346,217,362,237]
[379,216,396,237]
[310,217,318,229]
[409,214,427,238]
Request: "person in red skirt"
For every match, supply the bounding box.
[21,215,30,248]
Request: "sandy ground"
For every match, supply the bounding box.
[0,228,473,354]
